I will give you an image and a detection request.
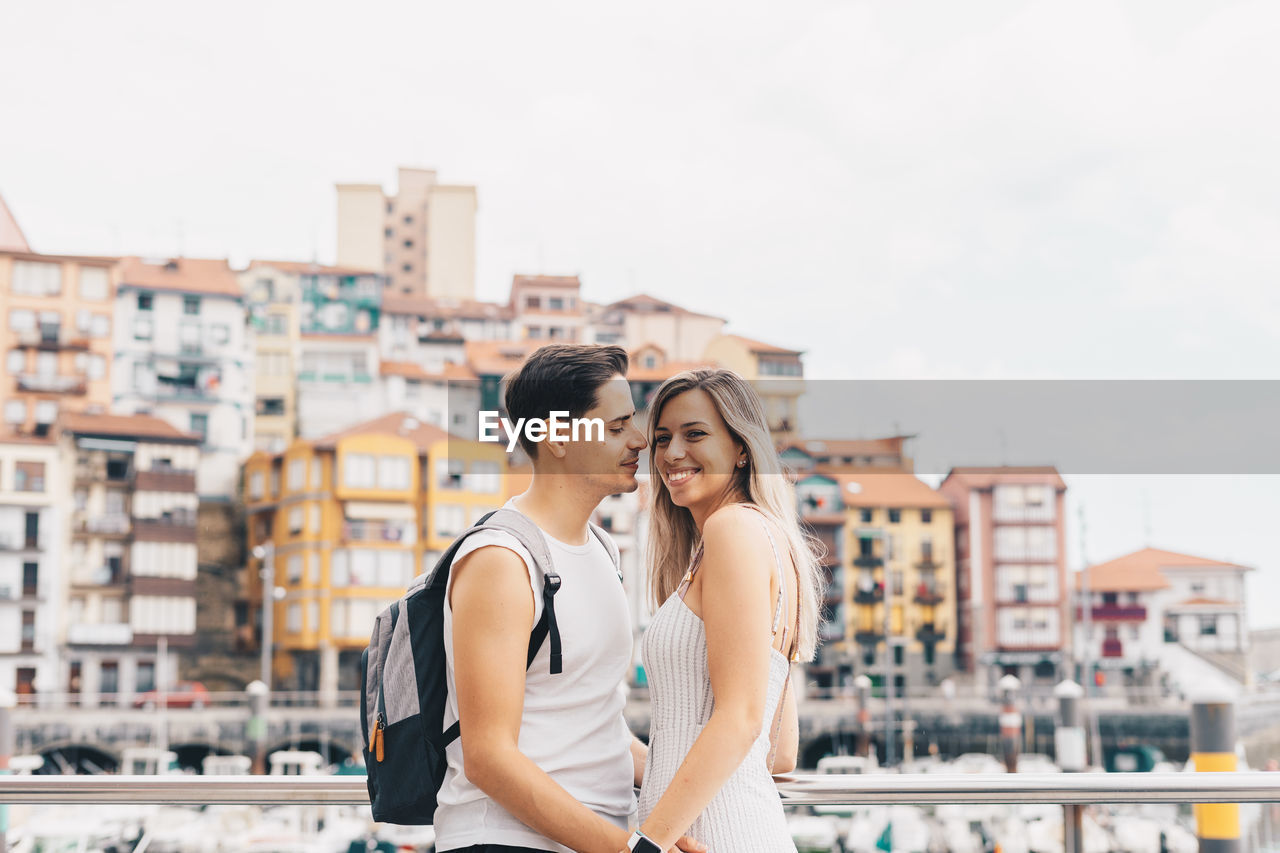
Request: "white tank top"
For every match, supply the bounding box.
[435,501,637,852]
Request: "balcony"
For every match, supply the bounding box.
[135,468,197,493]
[854,627,885,646]
[917,623,946,645]
[1102,638,1125,658]
[15,328,91,351]
[133,512,198,543]
[67,622,133,645]
[0,532,38,551]
[75,514,132,536]
[914,580,945,606]
[341,519,413,544]
[1078,604,1147,622]
[15,373,88,394]
[853,584,884,605]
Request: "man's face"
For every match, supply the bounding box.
[561,374,647,497]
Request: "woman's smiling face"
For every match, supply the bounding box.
[653,388,746,517]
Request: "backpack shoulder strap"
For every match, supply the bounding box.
[587,521,622,583]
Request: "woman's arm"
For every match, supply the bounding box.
[638,506,778,850]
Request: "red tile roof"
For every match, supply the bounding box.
[118,257,241,298]
[60,412,199,442]
[380,360,477,381]
[719,333,803,356]
[464,340,541,376]
[511,274,581,290]
[810,468,951,509]
[249,259,381,277]
[941,466,1067,490]
[311,412,459,451]
[1077,547,1252,592]
[604,293,726,322]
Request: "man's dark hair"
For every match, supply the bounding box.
[504,344,629,459]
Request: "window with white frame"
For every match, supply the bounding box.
[287,603,302,634]
[331,550,349,586]
[350,549,376,586]
[378,456,410,489]
[91,314,110,338]
[88,355,105,380]
[287,553,303,583]
[378,550,410,587]
[9,309,35,332]
[34,401,57,424]
[249,472,264,500]
[4,400,26,424]
[78,266,109,301]
[310,503,321,532]
[133,315,153,340]
[288,506,304,534]
[344,454,375,488]
[12,261,62,296]
[436,457,464,489]
[467,460,501,494]
[287,458,305,490]
[311,458,322,489]
[435,504,465,538]
[6,350,23,374]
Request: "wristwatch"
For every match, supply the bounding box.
[627,830,662,853]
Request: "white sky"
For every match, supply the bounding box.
[2,1,1277,625]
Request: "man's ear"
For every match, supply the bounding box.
[543,438,569,460]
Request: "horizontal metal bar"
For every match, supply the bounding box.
[2,773,1279,806]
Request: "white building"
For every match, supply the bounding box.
[1076,547,1254,696]
[0,434,63,701]
[587,293,726,361]
[111,257,252,498]
[60,412,201,707]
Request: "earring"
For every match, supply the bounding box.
[737,459,746,468]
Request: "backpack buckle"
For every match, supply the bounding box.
[545,573,561,593]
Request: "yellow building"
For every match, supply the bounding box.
[702,333,804,444]
[242,411,506,694]
[795,469,956,690]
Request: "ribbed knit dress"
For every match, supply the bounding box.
[637,509,797,852]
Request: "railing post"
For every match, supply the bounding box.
[1056,680,1085,853]
[854,674,872,759]
[1,689,14,853]
[997,674,1022,774]
[1191,694,1240,853]
[246,680,268,775]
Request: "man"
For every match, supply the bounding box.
[436,344,702,853]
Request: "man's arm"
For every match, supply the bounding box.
[451,544,630,853]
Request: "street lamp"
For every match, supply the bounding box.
[251,543,279,692]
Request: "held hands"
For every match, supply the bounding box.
[615,834,706,853]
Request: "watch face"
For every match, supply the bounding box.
[632,836,661,853]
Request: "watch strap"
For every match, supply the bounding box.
[628,830,662,853]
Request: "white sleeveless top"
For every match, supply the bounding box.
[638,506,798,852]
[435,500,637,853]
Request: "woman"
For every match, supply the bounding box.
[628,368,822,853]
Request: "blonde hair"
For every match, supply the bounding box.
[646,368,823,661]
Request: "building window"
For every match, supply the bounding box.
[311,458,322,489]
[133,316,153,340]
[468,460,501,494]
[548,297,564,310]
[4,400,26,425]
[6,349,23,373]
[435,504,465,539]
[256,397,286,417]
[249,472,264,500]
[78,266,109,301]
[403,239,413,248]
[1199,616,1218,636]
[137,292,154,311]
[189,413,208,440]
[893,645,905,666]
[526,326,543,339]
[403,214,413,224]
[344,454,375,488]
[287,552,303,582]
[136,661,155,693]
[436,457,464,489]
[525,296,541,309]
[15,461,46,492]
[210,324,230,345]
[384,227,393,238]
[288,506,304,535]
[100,661,119,695]
[183,295,200,315]
[921,509,933,524]
[287,604,302,634]
[859,508,872,523]
[91,314,110,338]
[402,263,412,273]
[12,261,62,296]
[34,401,56,425]
[377,456,410,490]
[888,508,901,524]
[22,562,38,597]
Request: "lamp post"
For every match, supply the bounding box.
[246,680,269,775]
[252,543,276,692]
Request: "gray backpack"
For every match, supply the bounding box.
[359,507,619,825]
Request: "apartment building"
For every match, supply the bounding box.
[510,275,587,343]
[60,412,201,706]
[781,437,914,473]
[335,166,477,299]
[795,469,956,690]
[111,257,251,498]
[588,293,726,360]
[2,250,116,435]
[1076,547,1253,695]
[938,466,1069,688]
[702,333,804,444]
[0,434,62,701]
[242,262,305,453]
[293,266,385,440]
[242,412,506,694]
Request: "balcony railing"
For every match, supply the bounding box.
[15,373,88,394]
[76,514,132,535]
[914,581,945,605]
[3,772,1277,806]
[1077,604,1147,621]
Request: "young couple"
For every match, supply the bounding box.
[435,343,821,853]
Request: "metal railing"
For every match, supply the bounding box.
[2,772,1279,806]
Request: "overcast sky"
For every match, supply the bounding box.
[3,2,1277,624]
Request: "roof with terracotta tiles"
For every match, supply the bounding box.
[941,466,1067,490]
[382,293,514,320]
[248,259,382,277]
[604,293,726,322]
[805,468,951,509]
[511,274,581,290]
[380,360,478,381]
[310,411,462,451]
[1077,547,1252,592]
[118,257,241,298]
[60,411,200,443]
[718,333,803,356]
